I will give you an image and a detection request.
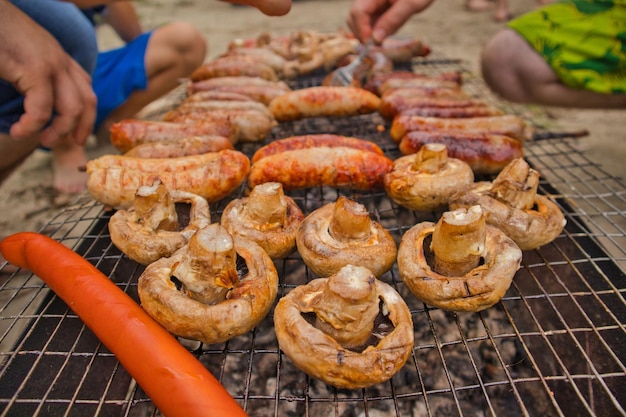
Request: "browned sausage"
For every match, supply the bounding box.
[186,83,290,106]
[190,56,278,82]
[268,86,381,122]
[123,135,234,158]
[395,106,505,119]
[390,115,531,143]
[364,71,462,95]
[379,89,487,120]
[377,37,431,62]
[251,134,384,163]
[166,100,273,118]
[248,147,393,191]
[109,119,240,152]
[398,131,524,176]
[220,47,288,73]
[86,150,250,209]
[181,90,255,103]
[378,78,463,96]
[186,76,291,93]
[163,108,275,143]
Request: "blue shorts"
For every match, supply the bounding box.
[0,0,98,134]
[92,31,153,130]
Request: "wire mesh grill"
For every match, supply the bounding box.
[1,59,625,417]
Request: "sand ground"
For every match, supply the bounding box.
[0,0,624,239]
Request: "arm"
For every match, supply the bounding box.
[219,0,292,16]
[100,1,143,43]
[69,0,292,16]
[0,0,96,146]
[346,0,435,44]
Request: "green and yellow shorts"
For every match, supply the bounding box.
[508,0,626,94]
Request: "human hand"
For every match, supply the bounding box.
[221,0,292,16]
[347,0,435,44]
[0,1,96,147]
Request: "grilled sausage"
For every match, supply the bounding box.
[251,134,384,163]
[268,86,381,122]
[186,85,290,106]
[190,56,278,82]
[220,47,288,73]
[398,131,524,176]
[248,147,393,191]
[123,135,234,158]
[390,114,531,143]
[163,108,275,143]
[378,78,463,96]
[86,150,250,209]
[379,90,488,120]
[165,99,273,118]
[181,90,256,103]
[377,37,431,62]
[395,106,505,119]
[364,71,462,95]
[110,119,240,152]
[187,76,291,92]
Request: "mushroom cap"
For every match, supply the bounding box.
[384,154,474,211]
[137,235,278,344]
[397,221,522,312]
[221,189,304,259]
[449,182,566,250]
[295,202,397,277]
[274,275,414,389]
[109,189,210,265]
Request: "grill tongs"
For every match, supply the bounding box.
[328,40,374,86]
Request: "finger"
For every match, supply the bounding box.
[68,61,97,145]
[39,70,83,146]
[373,0,433,41]
[9,82,55,140]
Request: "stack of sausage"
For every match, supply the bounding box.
[371,70,531,177]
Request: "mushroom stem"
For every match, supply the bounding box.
[172,224,239,305]
[310,265,380,349]
[245,182,288,228]
[411,143,448,174]
[490,158,540,210]
[430,205,486,276]
[328,196,371,241]
[134,180,178,231]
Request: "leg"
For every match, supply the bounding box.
[465,0,494,12]
[97,22,207,134]
[51,135,88,194]
[493,0,510,22]
[481,29,626,108]
[0,131,40,186]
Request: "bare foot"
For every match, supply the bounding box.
[494,9,512,22]
[52,144,88,194]
[465,0,494,12]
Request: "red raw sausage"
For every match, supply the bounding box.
[0,232,248,417]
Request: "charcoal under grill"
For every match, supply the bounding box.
[0,58,625,417]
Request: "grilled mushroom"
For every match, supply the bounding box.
[274,264,414,389]
[108,180,210,265]
[397,205,522,312]
[138,223,278,344]
[384,143,474,211]
[221,182,304,259]
[295,196,397,277]
[449,157,566,250]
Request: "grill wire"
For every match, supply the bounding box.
[1,58,625,417]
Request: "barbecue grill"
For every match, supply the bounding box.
[1,58,625,417]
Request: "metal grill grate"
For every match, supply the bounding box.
[1,59,625,417]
